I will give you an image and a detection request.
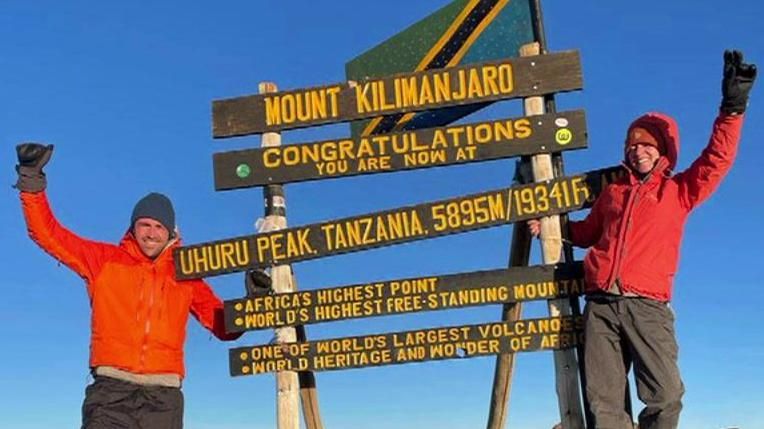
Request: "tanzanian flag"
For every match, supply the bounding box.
[346,0,534,138]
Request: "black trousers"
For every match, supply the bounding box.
[584,297,684,429]
[81,375,183,429]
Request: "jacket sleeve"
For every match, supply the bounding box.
[676,113,744,210]
[20,191,112,284]
[567,191,606,248]
[190,280,243,341]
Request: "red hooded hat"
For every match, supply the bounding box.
[624,112,679,172]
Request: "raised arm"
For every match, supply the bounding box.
[677,50,757,210]
[17,144,112,283]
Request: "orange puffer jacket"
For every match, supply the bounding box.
[21,191,239,378]
[569,113,743,302]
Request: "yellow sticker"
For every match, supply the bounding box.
[555,128,573,145]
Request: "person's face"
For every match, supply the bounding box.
[626,143,661,174]
[133,218,170,258]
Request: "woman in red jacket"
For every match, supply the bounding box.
[530,50,755,429]
[15,145,242,429]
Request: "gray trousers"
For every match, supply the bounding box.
[584,297,684,429]
[82,375,184,429]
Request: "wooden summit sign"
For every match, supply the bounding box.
[213,110,586,189]
[230,316,583,375]
[212,51,582,137]
[175,166,623,279]
[225,262,584,332]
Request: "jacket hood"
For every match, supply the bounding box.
[625,112,680,172]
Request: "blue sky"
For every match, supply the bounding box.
[2,1,763,428]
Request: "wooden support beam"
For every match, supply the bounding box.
[292,276,325,429]
[486,199,532,429]
[257,82,320,429]
[521,43,585,429]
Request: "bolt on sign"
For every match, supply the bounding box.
[212,51,582,137]
[174,166,624,280]
[224,263,584,332]
[213,110,587,189]
[346,0,535,138]
[230,316,583,375]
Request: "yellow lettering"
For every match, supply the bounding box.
[355,83,373,113]
[431,129,448,149]
[452,69,467,100]
[514,118,532,138]
[326,86,341,118]
[466,68,484,98]
[400,76,418,107]
[481,65,500,95]
[498,64,513,93]
[264,96,281,126]
[433,72,450,103]
[419,76,434,105]
[255,235,271,263]
[280,95,296,124]
[263,148,281,168]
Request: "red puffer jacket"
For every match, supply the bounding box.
[569,112,744,301]
[21,191,239,378]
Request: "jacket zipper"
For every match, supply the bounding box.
[606,182,642,290]
[606,156,667,292]
[139,266,158,369]
[137,238,176,370]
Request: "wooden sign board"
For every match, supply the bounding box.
[212,51,582,137]
[224,263,584,332]
[174,166,623,280]
[213,110,587,189]
[346,0,535,137]
[229,316,583,375]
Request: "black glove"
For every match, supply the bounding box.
[721,50,757,114]
[245,269,273,297]
[15,143,54,193]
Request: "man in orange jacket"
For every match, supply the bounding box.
[15,144,242,429]
[530,50,756,428]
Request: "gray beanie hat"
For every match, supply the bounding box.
[130,192,175,236]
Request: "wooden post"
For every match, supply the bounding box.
[529,2,594,425]
[258,81,299,429]
[487,41,586,429]
[488,0,591,429]
[485,176,532,429]
[522,43,585,429]
[292,278,325,429]
[555,125,598,429]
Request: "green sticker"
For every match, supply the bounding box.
[236,164,252,178]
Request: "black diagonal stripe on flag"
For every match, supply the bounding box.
[370,0,501,136]
[428,0,500,69]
